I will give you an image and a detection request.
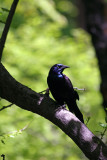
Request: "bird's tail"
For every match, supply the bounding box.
[68,102,84,123]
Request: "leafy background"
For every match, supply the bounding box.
[0,0,106,159]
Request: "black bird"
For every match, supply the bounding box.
[47,64,84,123]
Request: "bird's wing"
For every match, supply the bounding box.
[74,90,79,101]
[63,75,74,91]
[63,75,79,101]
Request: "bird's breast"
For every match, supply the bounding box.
[47,74,66,92]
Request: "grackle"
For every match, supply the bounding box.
[47,64,84,123]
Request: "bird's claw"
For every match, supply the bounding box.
[55,104,66,112]
[45,88,50,96]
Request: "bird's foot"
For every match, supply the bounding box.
[61,104,66,109]
[45,88,50,96]
[55,104,66,112]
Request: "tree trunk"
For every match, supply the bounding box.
[79,0,107,112]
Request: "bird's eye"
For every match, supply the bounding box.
[57,65,61,68]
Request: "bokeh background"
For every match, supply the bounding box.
[0,0,106,159]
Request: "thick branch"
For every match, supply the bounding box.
[0,62,107,160]
[0,0,19,61]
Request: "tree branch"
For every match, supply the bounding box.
[0,62,107,160]
[0,103,13,111]
[0,0,19,61]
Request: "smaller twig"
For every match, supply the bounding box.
[0,20,6,24]
[74,87,86,91]
[85,117,91,126]
[100,128,107,140]
[0,103,13,111]
[20,118,34,132]
[0,0,19,61]
[6,118,35,136]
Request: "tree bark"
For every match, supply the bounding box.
[0,62,107,160]
[80,0,107,112]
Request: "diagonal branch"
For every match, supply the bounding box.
[0,62,107,160]
[0,103,13,111]
[0,0,19,61]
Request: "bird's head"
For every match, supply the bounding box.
[49,64,69,75]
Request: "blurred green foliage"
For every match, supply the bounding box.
[0,0,106,160]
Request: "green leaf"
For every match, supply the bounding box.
[0,20,6,24]
[1,7,9,12]
[1,139,5,144]
[99,122,107,128]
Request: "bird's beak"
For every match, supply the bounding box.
[62,65,70,69]
[61,65,70,71]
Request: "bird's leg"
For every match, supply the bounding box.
[57,103,66,109]
[62,103,66,109]
[55,104,67,112]
[45,88,50,96]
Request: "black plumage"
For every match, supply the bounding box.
[47,64,84,123]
